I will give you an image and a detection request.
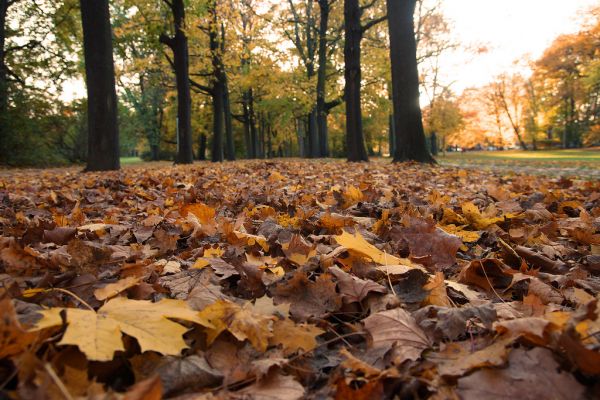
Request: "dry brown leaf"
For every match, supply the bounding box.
[364,308,430,364]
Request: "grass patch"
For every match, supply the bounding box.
[120,157,144,165]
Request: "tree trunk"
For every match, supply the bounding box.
[0,0,8,163]
[209,5,224,162]
[220,23,234,161]
[223,79,234,160]
[80,0,120,171]
[307,110,318,158]
[344,0,368,162]
[161,0,193,164]
[316,0,330,157]
[242,90,253,158]
[198,133,207,160]
[387,0,433,163]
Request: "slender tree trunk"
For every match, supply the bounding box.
[80,0,120,171]
[0,0,8,163]
[220,23,234,161]
[307,110,318,157]
[198,133,207,160]
[316,0,330,157]
[223,80,234,160]
[249,90,258,157]
[209,5,224,162]
[160,0,193,164]
[242,91,253,158]
[387,0,433,163]
[344,0,368,162]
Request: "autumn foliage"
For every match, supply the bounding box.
[1,160,599,398]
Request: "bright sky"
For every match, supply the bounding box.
[440,0,598,93]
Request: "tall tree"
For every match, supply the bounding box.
[209,1,224,162]
[160,0,194,164]
[387,0,433,162]
[343,0,386,162]
[0,0,10,161]
[80,0,120,171]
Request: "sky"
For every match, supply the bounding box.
[439,0,598,93]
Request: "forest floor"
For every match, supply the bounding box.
[0,160,599,399]
[437,149,600,180]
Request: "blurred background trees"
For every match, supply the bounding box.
[1,0,598,167]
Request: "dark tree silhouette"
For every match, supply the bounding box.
[80,0,120,171]
[343,0,386,162]
[387,0,433,163]
[160,0,194,164]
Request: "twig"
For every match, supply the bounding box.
[44,363,74,400]
[48,288,95,311]
[479,260,506,304]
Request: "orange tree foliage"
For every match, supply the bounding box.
[0,160,599,398]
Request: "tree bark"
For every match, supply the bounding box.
[209,4,224,162]
[80,0,120,171]
[223,79,234,160]
[387,0,433,163]
[198,133,207,160]
[161,0,193,164]
[344,0,368,162]
[0,0,8,163]
[220,23,234,161]
[316,0,330,157]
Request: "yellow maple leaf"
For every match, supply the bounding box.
[31,297,212,361]
[440,224,481,243]
[94,276,140,301]
[423,272,452,307]
[270,318,324,356]
[461,202,505,230]
[334,230,412,266]
[198,300,274,352]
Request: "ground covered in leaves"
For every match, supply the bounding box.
[1,160,599,399]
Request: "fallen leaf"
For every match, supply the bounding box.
[272,272,341,321]
[270,318,324,355]
[364,308,430,364]
[32,297,212,361]
[198,300,274,351]
[456,347,585,400]
[334,230,411,266]
[329,266,387,303]
[94,276,141,301]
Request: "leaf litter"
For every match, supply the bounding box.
[0,159,599,399]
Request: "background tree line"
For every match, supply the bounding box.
[1,1,597,169]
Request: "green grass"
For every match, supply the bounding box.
[120,157,144,165]
[436,149,600,179]
[437,149,600,163]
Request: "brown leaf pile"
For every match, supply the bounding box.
[0,160,599,399]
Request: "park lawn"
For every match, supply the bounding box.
[120,156,144,165]
[437,149,600,162]
[436,149,600,179]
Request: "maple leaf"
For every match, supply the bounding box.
[94,276,140,301]
[334,230,412,266]
[271,271,341,321]
[457,348,585,400]
[329,266,387,303]
[198,300,274,351]
[270,318,324,355]
[0,297,38,358]
[389,218,462,270]
[31,297,212,361]
[423,272,452,307]
[364,308,430,364]
[461,202,506,230]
